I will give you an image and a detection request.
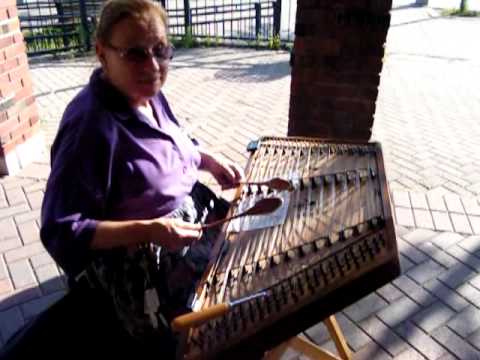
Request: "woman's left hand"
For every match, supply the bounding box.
[200,150,244,190]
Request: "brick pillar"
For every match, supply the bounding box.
[0,0,44,175]
[288,0,392,141]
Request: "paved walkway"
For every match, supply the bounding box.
[1,6,480,359]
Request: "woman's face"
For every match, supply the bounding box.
[96,15,170,107]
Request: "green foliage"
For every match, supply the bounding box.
[181,26,197,48]
[22,26,82,53]
[442,0,479,17]
[204,35,212,47]
[268,34,281,50]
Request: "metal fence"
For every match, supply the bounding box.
[17,0,295,57]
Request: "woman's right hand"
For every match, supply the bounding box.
[147,218,202,251]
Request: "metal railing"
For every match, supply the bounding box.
[17,0,295,57]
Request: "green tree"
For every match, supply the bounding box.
[460,0,468,12]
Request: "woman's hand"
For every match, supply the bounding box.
[92,218,202,251]
[147,218,202,251]
[199,149,244,190]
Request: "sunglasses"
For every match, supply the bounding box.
[106,43,174,63]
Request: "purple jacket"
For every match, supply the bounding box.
[40,68,201,277]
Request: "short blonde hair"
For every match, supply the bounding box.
[95,0,168,44]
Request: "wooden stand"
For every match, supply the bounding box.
[265,316,352,360]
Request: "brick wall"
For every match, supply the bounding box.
[0,0,43,175]
[288,0,392,141]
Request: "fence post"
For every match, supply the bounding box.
[273,0,281,37]
[79,0,91,51]
[255,2,261,39]
[184,0,192,36]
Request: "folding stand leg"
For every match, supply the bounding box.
[265,315,352,360]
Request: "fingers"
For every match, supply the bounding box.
[217,162,245,190]
[150,218,202,250]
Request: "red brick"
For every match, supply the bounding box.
[0,116,19,135]
[0,0,17,8]
[6,6,18,19]
[0,57,19,75]
[0,36,14,49]
[7,65,28,82]
[4,42,26,60]
[12,32,23,44]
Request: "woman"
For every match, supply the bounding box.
[3,0,243,358]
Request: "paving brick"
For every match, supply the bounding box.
[17,220,40,245]
[0,218,17,241]
[412,209,435,230]
[459,236,480,254]
[456,283,480,308]
[406,260,445,285]
[409,192,428,210]
[377,297,420,328]
[392,191,411,208]
[412,300,455,333]
[0,237,22,254]
[401,228,436,246]
[467,327,480,351]
[450,213,473,234]
[446,305,480,338]
[432,326,480,359]
[437,263,477,289]
[469,216,480,235]
[430,232,464,250]
[431,211,454,232]
[398,255,415,273]
[0,204,30,221]
[0,284,42,312]
[393,275,435,306]
[4,187,26,207]
[446,245,480,270]
[21,290,65,320]
[34,264,65,294]
[397,239,429,265]
[359,316,409,356]
[394,322,447,360]
[444,194,465,213]
[13,209,41,224]
[376,283,404,303]
[470,274,480,291]
[353,341,393,360]
[395,226,411,238]
[0,256,6,281]
[29,252,55,268]
[427,194,447,212]
[435,353,457,360]
[394,207,415,227]
[343,293,389,323]
[8,260,36,289]
[0,306,25,344]
[392,347,427,360]
[25,191,44,210]
[4,243,46,264]
[0,279,12,295]
[23,181,46,194]
[1,179,35,191]
[424,278,470,312]
[417,242,458,268]
[462,198,480,216]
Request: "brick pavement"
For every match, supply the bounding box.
[1,6,480,359]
